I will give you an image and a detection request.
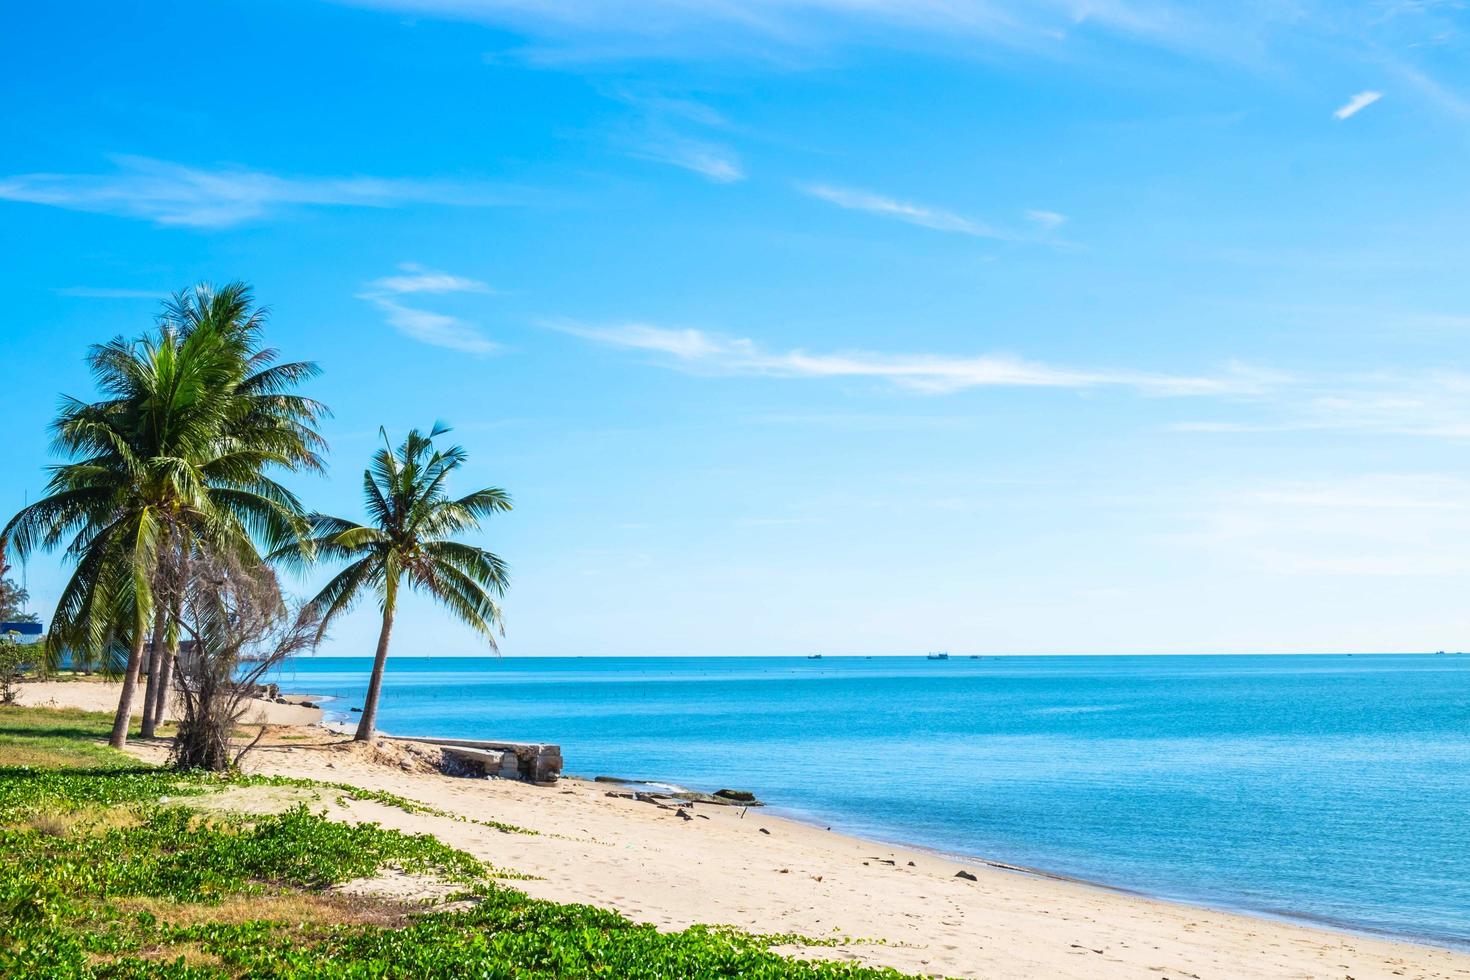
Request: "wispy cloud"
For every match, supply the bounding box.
[360,264,499,354]
[799,183,998,237]
[1333,90,1383,119]
[338,1,1469,122]
[604,87,747,183]
[369,263,493,295]
[800,184,1070,242]
[333,0,1240,64]
[1173,371,1470,438]
[1026,209,1068,231]
[0,155,514,228]
[1387,61,1470,118]
[370,300,500,354]
[550,320,1262,396]
[630,135,745,183]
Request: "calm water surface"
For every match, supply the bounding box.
[270,654,1470,946]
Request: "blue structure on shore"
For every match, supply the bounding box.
[1,621,42,643]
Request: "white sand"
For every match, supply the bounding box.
[14,679,324,727]
[121,729,1470,980]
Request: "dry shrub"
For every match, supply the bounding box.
[168,554,323,772]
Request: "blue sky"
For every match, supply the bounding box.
[4,0,1470,655]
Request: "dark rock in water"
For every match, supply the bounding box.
[303,702,320,710]
[714,789,761,805]
[350,707,362,712]
[594,775,635,784]
[954,870,977,881]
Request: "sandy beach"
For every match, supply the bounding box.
[13,679,325,727]
[19,681,1470,980]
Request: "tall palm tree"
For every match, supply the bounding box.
[3,283,325,747]
[137,286,328,735]
[285,425,510,741]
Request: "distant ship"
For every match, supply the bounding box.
[926,651,949,660]
[807,654,823,660]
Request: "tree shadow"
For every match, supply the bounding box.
[0,723,113,741]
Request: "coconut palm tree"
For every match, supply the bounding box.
[136,285,328,735]
[284,425,510,741]
[3,283,325,747]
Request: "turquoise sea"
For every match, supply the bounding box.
[272,654,1470,947]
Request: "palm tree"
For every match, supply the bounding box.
[3,284,324,748]
[285,425,510,741]
[137,286,328,736]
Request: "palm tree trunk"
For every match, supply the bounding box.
[109,627,148,749]
[155,549,188,733]
[152,645,175,729]
[140,606,167,737]
[353,602,396,742]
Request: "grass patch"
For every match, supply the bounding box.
[0,705,142,770]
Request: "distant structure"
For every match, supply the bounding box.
[0,622,42,644]
[142,639,200,676]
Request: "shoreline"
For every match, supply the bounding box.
[19,681,1470,977]
[748,785,1470,957]
[280,679,1470,960]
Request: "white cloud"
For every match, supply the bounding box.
[335,1,1465,123]
[360,264,499,354]
[606,87,730,127]
[0,155,513,228]
[564,323,730,360]
[1026,209,1068,231]
[1333,90,1383,119]
[799,183,998,237]
[603,85,747,183]
[631,136,745,183]
[370,262,493,295]
[367,298,500,354]
[550,320,1260,396]
[1174,371,1470,438]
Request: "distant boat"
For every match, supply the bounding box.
[969,655,981,660]
[926,652,949,660]
[807,654,823,660]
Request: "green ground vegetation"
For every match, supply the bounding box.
[0,705,913,978]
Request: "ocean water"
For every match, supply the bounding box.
[270,654,1470,947]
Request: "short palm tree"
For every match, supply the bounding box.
[3,283,324,747]
[285,425,510,741]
